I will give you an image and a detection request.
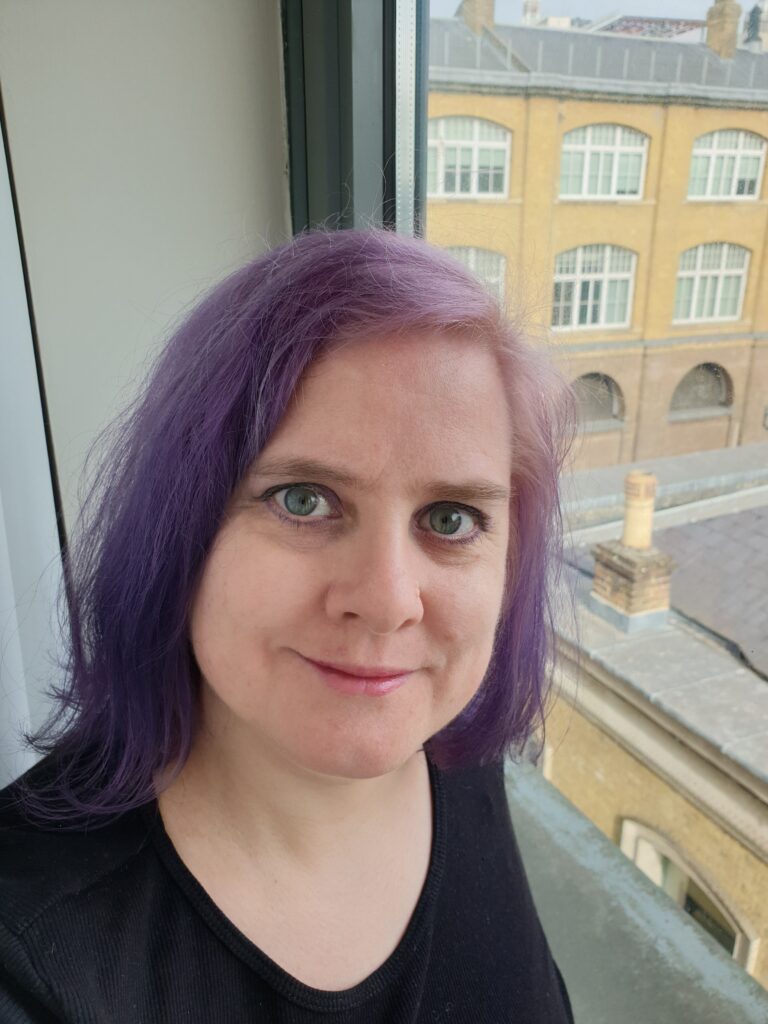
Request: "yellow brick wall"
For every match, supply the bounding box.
[426,91,768,465]
[544,695,768,987]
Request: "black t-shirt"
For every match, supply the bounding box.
[0,753,574,1023]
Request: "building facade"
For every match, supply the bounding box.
[427,7,768,470]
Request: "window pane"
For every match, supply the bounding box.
[444,145,458,192]
[582,245,605,273]
[742,132,764,150]
[674,276,694,319]
[591,124,616,145]
[600,152,614,194]
[718,275,740,317]
[736,155,760,195]
[679,249,697,272]
[609,247,633,273]
[459,147,472,192]
[556,249,577,275]
[606,279,629,323]
[725,245,746,269]
[560,151,584,194]
[477,120,506,141]
[694,132,714,150]
[619,126,645,148]
[617,152,641,195]
[700,243,722,270]
[428,146,437,194]
[443,116,472,140]
[717,128,739,149]
[688,155,709,196]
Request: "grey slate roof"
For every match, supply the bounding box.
[566,504,768,678]
[556,563,768,789]
[560,444,768,789]
[429,17,768,104]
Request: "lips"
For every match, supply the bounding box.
[300,655,413,680]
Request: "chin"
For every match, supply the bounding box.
[293,732,423,782]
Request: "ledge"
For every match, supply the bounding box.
[504,761,768,1023]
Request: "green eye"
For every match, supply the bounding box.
[283,485,321,516]
[427,505,475,538]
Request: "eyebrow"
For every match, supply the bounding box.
[248,457,511,504]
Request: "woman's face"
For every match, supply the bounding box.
[189,332,513,780]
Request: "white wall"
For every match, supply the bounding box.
[0,0,291,530]
[0,0,291,782]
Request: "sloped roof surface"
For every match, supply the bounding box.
[430,17,768,94]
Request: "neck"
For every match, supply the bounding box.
[156,703,428,875]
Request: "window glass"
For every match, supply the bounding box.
[424,5,767,989]
[687,130,767,200]
[560,123,648,198]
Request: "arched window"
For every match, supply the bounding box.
[560,124,648,199]
[572,373,624,430]
[552,245,636,329]
[446,246,506,302]
[673,243,749,323]
[688,130,767,200]
[670,363,731,417]
[620,821,755,968]
[427,117,510,198]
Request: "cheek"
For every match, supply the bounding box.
[189,539,317,679]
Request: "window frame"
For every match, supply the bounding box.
[559,123,649,202]
[686,130,767,202]
[620,820,756,970]
[427,116,511,201]
[551,244,637,331]
[672,243,750,325]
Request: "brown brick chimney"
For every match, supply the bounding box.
[589,471,675,633]
[458,0,495,35]
[706,0,743,58]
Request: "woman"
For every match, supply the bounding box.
[0,228,577,1022]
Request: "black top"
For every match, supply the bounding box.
[0,754,574,1023]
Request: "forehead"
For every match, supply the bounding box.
[259,333,513,485]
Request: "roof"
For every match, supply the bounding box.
[566,504,768,678]
[560,443,768,791]
[589,16,706,40]
[429,18,768,105]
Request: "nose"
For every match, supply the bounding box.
[324,517,425,635]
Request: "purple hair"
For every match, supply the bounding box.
[22,228,578,824]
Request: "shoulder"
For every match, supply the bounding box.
[0,754,152,940]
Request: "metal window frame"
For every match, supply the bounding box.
[281,0,427,237]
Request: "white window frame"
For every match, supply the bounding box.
[551,244,636,331]
[559,123,649,201]
[427,117,510,200]
[687,130,767,201]
[446,246,506,302]
[672,243,750,324]
[620,821,758,972]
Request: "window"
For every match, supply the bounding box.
[670,363,731,418]
[688,130,767,200]
[572,373,624,430]
[560,124,648,199]
[673,243,749,323]
[620,821,754,967]
[552,245,635,329]
[446,246,506,301]
[427,117,510,198]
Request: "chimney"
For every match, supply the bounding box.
[588,471,675,634]
[458,0,495,35]
[745,3,765,51]
[523,0,541,25]
[706,0,743,58]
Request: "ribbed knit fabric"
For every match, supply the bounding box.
[0,754,574,1023]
